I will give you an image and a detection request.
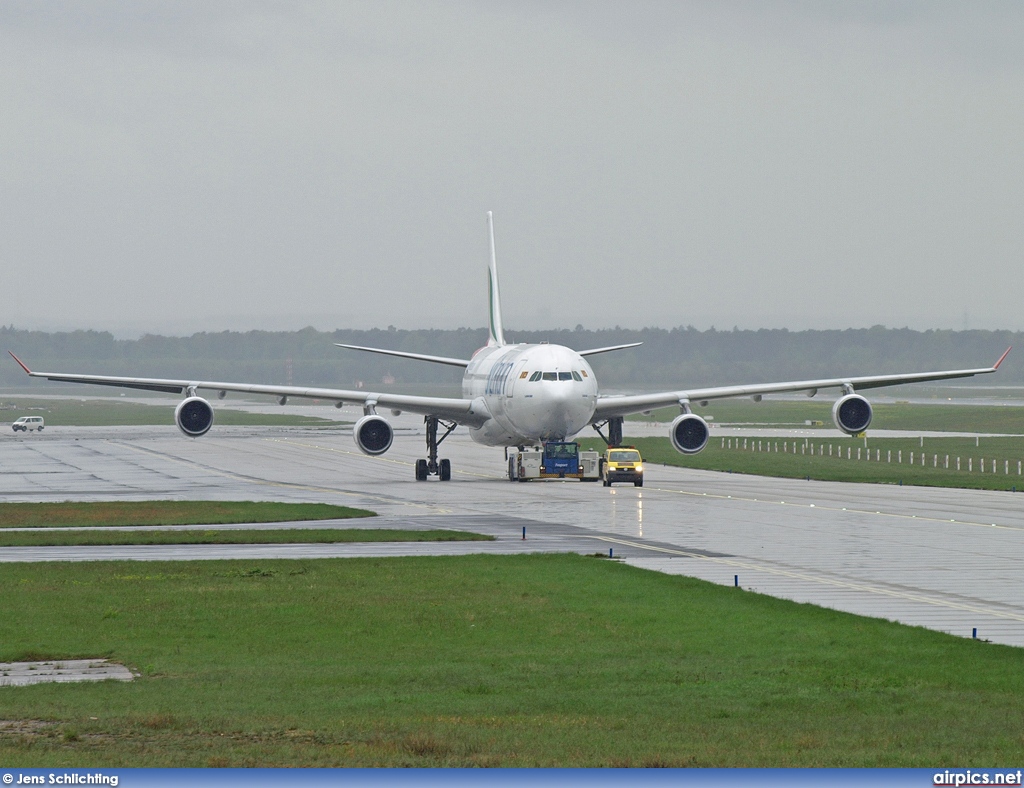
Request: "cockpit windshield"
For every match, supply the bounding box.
[530,371,583,382]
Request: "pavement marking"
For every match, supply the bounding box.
[644,482,1023,532]
[269,437,414,468]
[599,534,1024,623]
[115,440,443,511]
[8,428,1024,646]
[272,437,503,481]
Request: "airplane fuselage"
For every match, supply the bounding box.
[462,343,598,447]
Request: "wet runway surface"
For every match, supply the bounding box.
[3,423,1023,647]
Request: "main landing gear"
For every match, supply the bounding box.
[592,416,624,448]
[415,415,456,481]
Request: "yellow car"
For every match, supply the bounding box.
[601,447,643,487]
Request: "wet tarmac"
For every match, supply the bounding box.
[2,422,1023,647]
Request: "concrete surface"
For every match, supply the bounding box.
[2,422,1024,647]
[0,660,135,687]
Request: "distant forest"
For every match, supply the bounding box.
[1,325,1019,392]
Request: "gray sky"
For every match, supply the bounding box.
[2,1,1023,337]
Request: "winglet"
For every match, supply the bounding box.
[8,351,32,375]
[994,346,1012,370]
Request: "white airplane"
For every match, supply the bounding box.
[9,212,1011,482]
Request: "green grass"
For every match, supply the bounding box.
[629,400,1024,434]
[0,501,375,529]
[0,398,335,427]
[0,554,1022,766]
[580,436,1024,491]
[0,529,492,547]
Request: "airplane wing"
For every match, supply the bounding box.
[592,348,1012,420]
[7,353,491,427]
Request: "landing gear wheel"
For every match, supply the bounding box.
[421,416,457,482]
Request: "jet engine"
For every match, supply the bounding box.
[175,396,214,437]
[669,413,710,455]
[354,415,394,455]
[832,393,872,435]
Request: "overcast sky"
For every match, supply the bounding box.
[2,1,1022,337]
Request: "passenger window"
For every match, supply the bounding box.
[542,372,557,381]
[571,371,583,381]
[558,372,572,380]
[529,371,542,382]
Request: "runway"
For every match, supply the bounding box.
[3,422,1024,647]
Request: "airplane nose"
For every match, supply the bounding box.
[544,383,589,437]
[513,376,594,442]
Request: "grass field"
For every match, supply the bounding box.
[0,554,1022,767]
[628,400,1024,434]
[0,529,492,547]
[0,501,375,528]
[0,397,335,427]
[580,435,1024,491]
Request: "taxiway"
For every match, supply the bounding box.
[2,423,1023,647]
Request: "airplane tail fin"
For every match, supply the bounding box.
[487,211,506,347]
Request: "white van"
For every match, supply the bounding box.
[12,416,44,432]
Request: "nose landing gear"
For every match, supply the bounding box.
[415,416,456,481]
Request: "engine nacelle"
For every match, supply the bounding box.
[832,393,872,435]
[175,396,214,437]
[353,414,394,456]
[669,413,710,455]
